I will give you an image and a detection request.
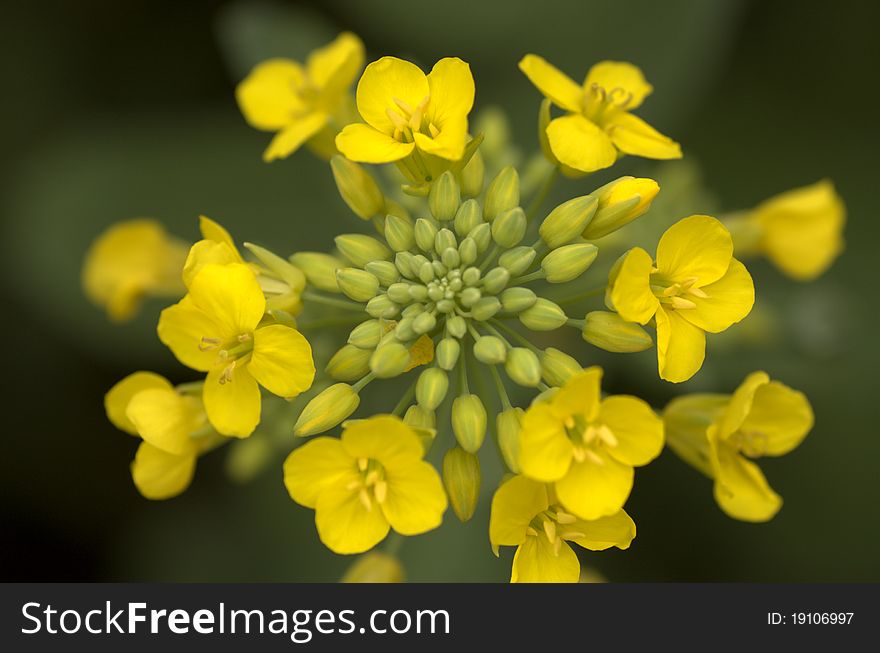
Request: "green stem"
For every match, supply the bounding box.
[296,315,364,330]
[510,270,545,285]
[458,344,470,394]
[302,291,365,312]
[391,382,416,416]
[489,364,512,411]
[525,166,559,223]
[567,318,586,329]
[489,319,541,354]
[479,243,501,271]
[384,532,404,556]
[352,372,376,393]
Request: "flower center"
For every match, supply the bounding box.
[386,95,436,143]
[526,506,581,556]
[199,333,254,384]
[564,415,618,463]
[582,84,633,124]
[731,428,769,457]
[347,458,388,511]
[650,273,708,310]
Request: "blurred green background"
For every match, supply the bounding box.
[2,0,876,581]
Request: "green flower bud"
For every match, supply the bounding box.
[394,316,416,340]
[326,344,372,381]
[541,243,599,283]
[458,237,478,265]
[403,405,436,453]
[436,337,461,370]
[418,261,435,284]
[413,311,437,334]
[505,347,542,387]
[429,171,461,221]
[385,199,411,221]
[498,246,537,275]
[441,247,461,269]
[384,214,415,252]
[491,207,527,248]
[443,447,481,522]
[452,394,487,452]
[336,267,380,302]
[459,286,482,308]
[330,155,385,220]
[462,266,481,286]
[454,198,483,237]
[366,294,399,318]
[341,552,404,583]
[386,281,412,304]
[414,218,438,253]
[365,260,399,286]
[469,222,492,252]
[369,342,411,378]
[225,434,272,484]
[294,383,360,436]
[447,315,467,338]
[348,319,383,349]
[484,166,519,222]
[416,367,449,410]
[540,347,582,387]
[435,228,457,254]
[460,149,485,198]
[539,195,598,248]
[409,284,429,302]
[335,234,391,267]
[244,243,305,291]
[520,298,567,330]
[500,287,537,312]
[289,252,343,293]
[473,335,508,364]
[402,303,425,318]
[394,252,417,279]
[431,260,447,278]
[481,267,510,295]
[496,407,524,473]
[436,298,455,313]
[472,296,501,321]
[427,284,444,302]
[583,177,660,239]
[582,310,653,352]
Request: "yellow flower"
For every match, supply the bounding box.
[105,371,223,499]
[82,219,188,321]
[283,415,447,554]
[518,367,664,520]
[236,32,364,162]
[335,56,475,166]
[731,180,846,281]
[664,371,813,522]
[609,215,755,383]
[157,263,315,437]
[489,475,635,583]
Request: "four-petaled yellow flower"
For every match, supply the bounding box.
[105,371,224,499]
[336,56,475,170]
[83,219,188,321]
[609,215,755,383]
[664,371,813,522]
[236,32,364,162]
[489,475,635,583]
[284,415,448,554]
[519,367,664,520]
[158,263,315,437]
[520,55,681,173]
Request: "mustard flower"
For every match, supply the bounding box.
[664,371,813,521]
[157,263,315,437]
[520,56,681,173]
[608,215,755,383]
[82,219,188,321]
[283,415,447,554]
[489,475,635,583]
[236,32,364,161]
[518,367,664,520]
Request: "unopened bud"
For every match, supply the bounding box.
[473,335,507,364]
[416,367,449,410]
[472,296,501,321]
[370,342,411,378]
[496,407,524,473]
[462,266,481,286]
[500,287,537,312]
[384,214,415,252]
[294,383,360,436]
[540,347,582,387]
[541,243,599,283]
[498,246,536,275]
[505,348,541,387]
[335,234,391,267]
[458,237,478,265]
[244,243,305,291]
[454,199,483,237]
[414,218,438,253]
[470,222,492,252]
[435,228,457,254]
[365,260,399,286]
[460,149,485,198]
[436,337,461,370]
[429,171,461,221]
[452,394,487,452]
[459,286,482,308]
[386,282,412,304]
[481,267,510,295]
[520,298,567,330]
[584,177,660,239]
[484,166,520,222]
[348,319,383,349]
[403,405,436,453]
[289,252,344,293]
[412,311,437,334]
[447,315,467,338]
[330,155,385,219]
[441,247,461,270]
[365,294,399,318]
[336,268,380,301]
[582,311,653,352]
[326,344,372,381]
[539,195,598,248]
[491,207,527,248]
[442,447,481,522]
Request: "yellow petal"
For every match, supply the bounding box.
[381,460,447,535]
[555,449,634,520]
[413,115,468,160]
[341,415,424,471]
[739,380,814,457]
[563,509,636,551]
[546,114,617,173]
[655,306,706,383]
[199,216,240,254]
[235,59,308,130]
[717,371,769,439]
[425,57,474,126]
[355,56,429,133]
[283,437,354,509]
[519,403,574,482]
[518,54,583,112]
[249,324,315,397]
[606,112,681,159]
[599,395,664,467]
[551,367,602,422]
[131,442,196,500]
[710,438,781,522]
[655,215,733,286]
[182,240,240,288]
[306,32,364,99]
[105,372,172,435]
[335,123,415,163]
[584,61,653,109]
[203,364,262,438]
[680,257,754,333]
[187,263,265,336]
[511,535,579,583]
[315,478,391,554]
[264,112,329,162]
[609,247,659,324]
[157,295,225,372]
[125,388,202,456]
[489,475,549,554]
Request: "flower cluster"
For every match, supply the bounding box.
[87,33,845,582]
